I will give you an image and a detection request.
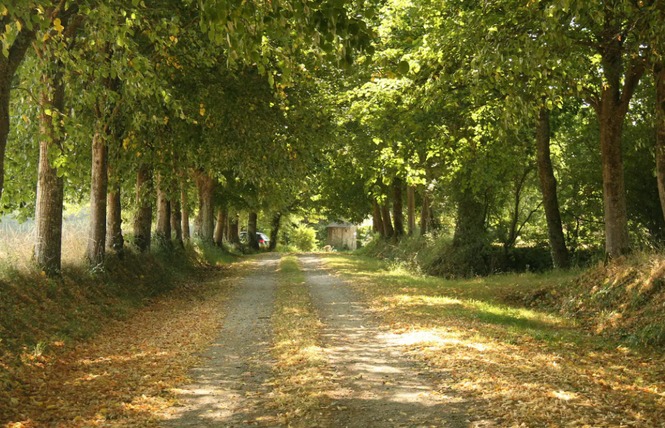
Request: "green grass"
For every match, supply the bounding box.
[270,255,330,427]
[323,254,599,347]
[319,253,665,427]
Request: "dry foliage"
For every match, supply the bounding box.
[270,256,332,427]
[1,268,239,427]
[323,254,665,427]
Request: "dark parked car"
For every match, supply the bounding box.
[239,231,270,249]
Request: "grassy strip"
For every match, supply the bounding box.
[271,256,331,427]
[0,244,241,426]
[322,254,665,427]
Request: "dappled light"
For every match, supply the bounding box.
[323,254,665,426]
[1,268,239,426]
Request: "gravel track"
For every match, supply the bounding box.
[300,254,468,428]
[161,253,468,427]
[161,254,280,427]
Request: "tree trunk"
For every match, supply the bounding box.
[34,64,65,276]
[214,205,227,246]
[248,212,259,250]
[407,185,416,236]
[452,189,486,249]
[536,108,570,268]
[171,199,183,248]
[392,177,405,238]
[195,170,215,243]
[106,186,124,257]
[380,203,394,238]
[0,28,36,201]
[180,178,190,240]
[86,131,108,266]
[269,212,281,251]
[372,200,384,237]
[155,173,172,248]
[451,185,488,276]
[655,64,665,225]
[594,27,644,258]
[420,191,430,236]
[133,164,153,252]
[228,213,240,245]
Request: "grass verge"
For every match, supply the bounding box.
[322,253,665,427]
[270,256,331,427]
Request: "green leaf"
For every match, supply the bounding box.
[397,60,409,75]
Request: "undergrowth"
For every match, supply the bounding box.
[359,234,597,277]
[559,253,665,348]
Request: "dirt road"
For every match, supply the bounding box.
[162,254,467,427]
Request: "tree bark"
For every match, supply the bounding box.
[171,199,183,248]
[655,63,665,226]
[106,185,124,257]
[536,108,570,268]
[34,62,66,276]
[133,164,153,252]
[269,212,281,251]
[380,203,394,238]
[248,212,259,250]
[392,177,405,238]
[452,187,486,249]
[180,177,190,240]
[228,213,240,245]
[420,191,430,236]
[155,173,172,249]
[407,185,416,236]
[594,24,644,258]
[372,200,384,237]
[0,25,36,201]
[214,205,227,246]
[195,170,215,243]
[86,131,108,266]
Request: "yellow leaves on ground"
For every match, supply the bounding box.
[324,254,665,427]
[2,273,237,427]
[271,257,331,427]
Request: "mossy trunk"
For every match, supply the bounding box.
[380,203,394,238]
[171,200,183,248]
[407,185,416,236]
[372,200,384,237]
[536,108,570,269]
[214,205,227,246]
[228,213,240,245]
[180,181,190,240]
[87,130,108,267]
[419,191,430,236]
[269,212,281,251]
[106,185,124,257]
[195,170,215,243]
[248,212,259,250]
[133,164,153,252]
[0,28,35,201]
[34,64,65,276]
[655,64,665,227]
[392,177,405,238]
[155,173,172,249]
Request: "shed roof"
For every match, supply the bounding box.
[326,222,356,228]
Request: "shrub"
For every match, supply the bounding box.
[290,225,318,252]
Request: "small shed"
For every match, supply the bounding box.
[326,222,357,250]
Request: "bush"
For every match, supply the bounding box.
[290,225,318,252]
